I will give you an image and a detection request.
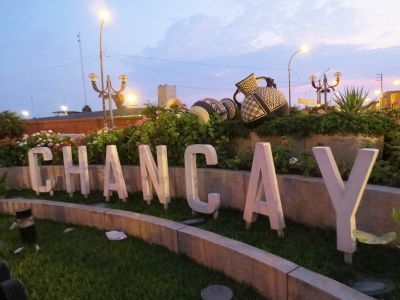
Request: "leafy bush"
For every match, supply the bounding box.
[0,106,399,187]
[255,112,398,138]
[0,111,24,139]
[121,106,232,167]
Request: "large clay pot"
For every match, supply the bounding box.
[221,98,239,120]
[233,74,288,124]
[190,98,228,123]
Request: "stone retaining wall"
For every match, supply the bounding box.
[232,133,384,163]
[1,165,399,242]
[0,199,373,300]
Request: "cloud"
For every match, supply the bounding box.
[144,0,400,59]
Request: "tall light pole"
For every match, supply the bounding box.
[288,45,309,112]
[77,32,88,110]
[89,10,128,128]
[376,73,383,95]
[99,11,109,127]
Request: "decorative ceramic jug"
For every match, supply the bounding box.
[221,98,239,120]
[233,74,288,124]
[190,98,228,123]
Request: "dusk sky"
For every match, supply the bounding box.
[0,0,399,118]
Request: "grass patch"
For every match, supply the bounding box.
[0,215,263,300]
[3,189,400,299]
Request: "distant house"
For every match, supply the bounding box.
[24,107,145,135]
[379,90,400,109]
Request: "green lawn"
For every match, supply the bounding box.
[3,189,400,299]
[0,215,263,300]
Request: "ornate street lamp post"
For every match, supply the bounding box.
[89,73,127,128]
[89,10,128,128]
[310,71,342,111]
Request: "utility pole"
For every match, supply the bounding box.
[77,32,88,107]
[30,95,35,118]
[376,73,383,95]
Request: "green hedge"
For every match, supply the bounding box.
[255,112,398,138]
[0,107,399,187]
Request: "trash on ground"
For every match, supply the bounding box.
[354,230,396,244]
[106,231,127,241]
[14,247,24,254]
[63,227,75,234]
[9,222,17,230]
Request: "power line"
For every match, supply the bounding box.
[0,55,97,81]
[108,52,287,71]
[0,61,80,80]
[175,81,308,92]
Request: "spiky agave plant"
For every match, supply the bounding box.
[333,87,376,115]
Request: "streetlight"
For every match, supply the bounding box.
[310,71,341,111]
[21,110,29,119]
[99,11,108,127]
[89,10,127,128]
[89,72,127,128]
[61,105,68,116]
[125,93,137,107]
[288,45,309,111]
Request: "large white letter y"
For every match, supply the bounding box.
[313,147,378,264]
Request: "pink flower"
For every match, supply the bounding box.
[134,119,143,127]
[281,139,288,145]
[181,103,188,109]
[316,109,326,114]
[394,119,400,125]
[134,117,151,126]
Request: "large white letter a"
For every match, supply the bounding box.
[243,143,285,236]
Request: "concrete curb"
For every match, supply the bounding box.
[0,199,373,300]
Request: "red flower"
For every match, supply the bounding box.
[394,119,400,125]
[281,139,289,145]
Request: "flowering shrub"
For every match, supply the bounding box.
[0,111,24,139]
[120,105,232,167]
[0,106,399,187]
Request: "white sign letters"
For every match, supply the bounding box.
[103,145,128,201]
[184,144,220,218]
[243,143,285,236]
[139,145,170,209]
[63,146,90,198]
[25,143,383,261]
[313,147,378,264]
[28,147,54,196]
